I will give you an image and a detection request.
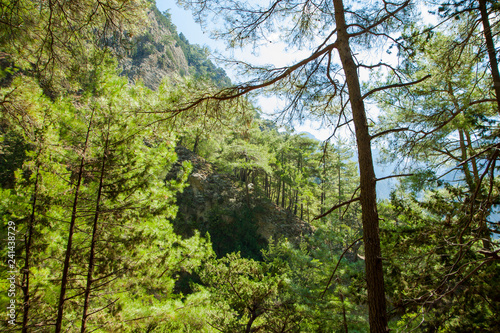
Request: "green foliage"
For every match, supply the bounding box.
[0,124,29,189]
[370,14,500,331]
[0,64,216,331]
[380,189,500,332]
[205,205,266,260]
[2,0,500,331]
[199,252,296,332]
[130,32,158,60]
[174,32,231,87]
[0,0,149,94]
[263,236,369,333]
[155,8,178,35]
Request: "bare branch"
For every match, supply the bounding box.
[86,298,119,317]
[319,237,363,299]
[362,75,431,100]
[376,174,413,182]
[138,42,338,115]
[348,0,411,38]
[313,197,360,221]
[370,127,410,140]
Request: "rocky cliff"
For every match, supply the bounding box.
[169,146,313,259]
[123,7,311,258]
[117,9,188,89]
[117,7,230,90]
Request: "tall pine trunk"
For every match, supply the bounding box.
[55,114,94,333]
[333,0,388,331]
[80,126,110,333]
[478,0,500,113]
[293,190,298,215]
[276,177,281,206]
[465,130,480,185]
[281,182,286,208]
[22,165,39,333]
[458,129,475,190]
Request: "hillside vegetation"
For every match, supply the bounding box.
[0,0,499,332]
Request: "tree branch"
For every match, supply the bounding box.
[86,298,119,317]
[348,0,411,38]
[319,237,363,299]
[376,174,413,182]
[142,42,339,115]
[313,196,360,221]
[362,75,431,100]
[370,127,409,140]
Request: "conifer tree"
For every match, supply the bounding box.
[372,18,500,331]
[175,1,425,329]
[0,75,68,331]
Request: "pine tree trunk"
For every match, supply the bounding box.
[293,190,298,215]
[320,191,325,215]
[55,114,93,333]
[81,128,109,333]
[276,177,281,206]
[478,0,500,113]
[465,131,480,185]
[307,200,310,223]
[22,166,39,333]
[333,0,388,331]
[193,133,200,154]
[281,182,286,208]
[265,173,269,198]
[245,313,257,333]
[340,292,348,333]
[458,129,474,190]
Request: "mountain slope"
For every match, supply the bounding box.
[169,146,313,259]
[117,7,230,89]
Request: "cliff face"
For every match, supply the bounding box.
[169,146,313,259]
[117,7,230,90]
[118,9,189,90]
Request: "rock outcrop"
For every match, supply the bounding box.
[168,146,313,258]
[118,9,189,90]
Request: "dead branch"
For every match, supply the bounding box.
[319,237,363,299]
[313,196,360,221]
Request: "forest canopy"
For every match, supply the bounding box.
[0,0,499,332]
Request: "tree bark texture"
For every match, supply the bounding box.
[478,0,500,113]
[333,0,388,331]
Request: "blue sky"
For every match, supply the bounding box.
[155,1,222,50]
[153,1,409,143]
[153,1,434,143]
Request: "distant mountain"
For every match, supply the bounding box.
[297,131,319,141]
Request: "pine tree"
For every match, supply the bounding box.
[175,1,423,328]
